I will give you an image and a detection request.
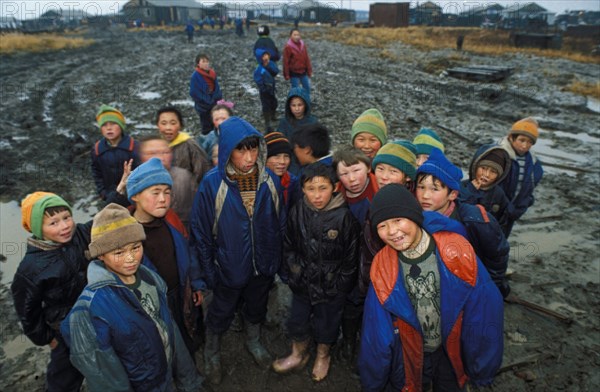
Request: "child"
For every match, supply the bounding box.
[498,117,544,237]
[416,148,511,298]
[91,104,139,205]
[351,108,388,160]
[254,25,280,63]
[290,122,332,173]
[11,192,90,391]
[60,203,206,391]
[126,157,202,357]
[198,101,235,168]
[156,106,210,186]
[189,117,286,385]
[273,163,360,382]
[190,53,223,134]
[412,127,445,167]
[283,28,312,97]
[265,131,300,210]
[359,184,504,391]
[372,140,417,190]
[254,50,279,130]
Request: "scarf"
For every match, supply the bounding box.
[286,38,304,54]
[195,67,216,93]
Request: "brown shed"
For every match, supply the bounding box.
[369,2,409,27]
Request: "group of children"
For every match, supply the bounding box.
[11,24,545,392]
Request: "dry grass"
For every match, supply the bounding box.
[0,33,93,54]
[565,80,600,99]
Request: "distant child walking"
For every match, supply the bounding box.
[254,50,279,130]
[190,53,223,134]
[283,29,313,98]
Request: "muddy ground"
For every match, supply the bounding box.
[0,24,599,391]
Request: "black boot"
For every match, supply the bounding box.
[204,329,222,385]
[341,317,359,363]
[245,322,272,368]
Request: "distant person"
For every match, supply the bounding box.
[12,192,91,392]
[185,21,194,43]
[351,108,388,160]
[456,34,464,51]
[235,18,244,37]
[412,127,445,167]
[283,28,313,98]
[254,25,280,63]
[254,50,279,130]
[189,53,223,134]
[245,17,251,33]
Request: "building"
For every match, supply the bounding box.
[500,2,553,30]
[457,3,504,27]
[369,3,409,27]
[122,0,204,26]
[411,1,443,25]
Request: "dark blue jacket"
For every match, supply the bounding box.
[189,117,286,290]
[253,51,279,96]
[254,36,280,62]
[189,69,222,113]
[91,134,139,202]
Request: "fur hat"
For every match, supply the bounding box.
[477,149,507,179]
[509,117,538,144]
[413,128,444,156]
[21,192,72,240]
[417,148,463,191]
[88,203,146,259]
[372,140,417,180]
[370,183,423,231]
[96,104,126,131]
[351,108,388,146]
[265,131,292,158]
[126,157,173,202]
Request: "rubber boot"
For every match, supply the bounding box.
[341,317,359,362]
[203,330,222,385]
[311,344,331,382]
[272,340,310,374]
[262,112,271,132]
[230,310,243,332]
[245,322,272,368]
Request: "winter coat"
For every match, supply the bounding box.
[253,52,279,96]
[11,222,92,346]
[358,218,385,296]
[91,135,139,201]
[189,69,222,113]
[277,87,318,140]
[338,172,379,226]
[280,170,301,212]
[169,132,210,186]
[283,193,361,304]
[169,166,196,227]
[254,36,280,63]
[61,262,203,392]
[359,211,504,392]
[283,38,312,79]
[189,117,286,290]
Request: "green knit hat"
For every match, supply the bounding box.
[413,128,444,156]
[372,140,417,180]
[351,108,388,146]
[21,191,72,240]
[96,104,126,131]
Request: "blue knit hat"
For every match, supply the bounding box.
[416,148,462,191]
[413,128,444,156]
[126,157,173,202]
[372,140,417,180]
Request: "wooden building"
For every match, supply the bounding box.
[369,3,409,27]
[122,0,204,26]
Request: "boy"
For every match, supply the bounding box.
[60,203,206,391]
[254,50,279,130]
[190,117,286,385]
[498,117,544,237]
[359,184,503,391]
[265,130,300,210]
[254,25,280,63]
[290,122,332,172]
[91,104,139,206]
[372,140,417,190]
[412,127,445,167]
[273,163,360,382]
[190,53,223,134]
[12,192,90,392]
[416,148,511,298]
[351,108,388,160]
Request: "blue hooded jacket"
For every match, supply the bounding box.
[277,87,318,140]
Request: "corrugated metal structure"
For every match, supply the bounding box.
[369,2,409,28]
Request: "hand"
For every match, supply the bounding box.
[471,178,481,190]
[116,159,134,195]
[49,338,59,350]
[192,290,204,306]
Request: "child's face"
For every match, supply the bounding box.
[41,210,74,243]
[212,109,230,129]
[266,153,291,177]
[197,57,210,71]
[101,122,123,145]
[230,146,259,173]
[416,154,429,168]
[510,135,534,156]
[353,133,381,159]
[293,144,313,166]
[337,161,370,195]
[415,176,457,214]
[289,97,306,120]
[157,112,182,142]
[376,217,422,252]
[140,139,173,169]
[302,176,334,210]
[291,30,301,43]
[98,241,143,285]
[261,52,270,65]
[375,163,408,188]
[131,185,172,220]
[475,165,499,188]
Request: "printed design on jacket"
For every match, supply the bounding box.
[405,267,441,349]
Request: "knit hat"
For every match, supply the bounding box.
[126,157,173,202]
[351,108,388,146]
[265,131,292,158]
[257,25,270,36]
[21,192,72,240]
[370,183,423,231]
[416,148,463,191]
[96,104,126,130]
[509,117,538,144]
[477,149,507,178]
[372,140,417,180]
[88,203,146,259]
[413,128,444,156]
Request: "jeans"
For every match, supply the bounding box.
[290,74,310,98]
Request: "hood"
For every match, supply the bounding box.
[217,116,267,179]
[304,192,345,212]
[86,260,126,289]
[254,47,268,63]
[469,142,511,184]
[285,87,311,119]
[423,210,467,238]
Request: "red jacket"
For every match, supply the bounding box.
[283,40,312,80]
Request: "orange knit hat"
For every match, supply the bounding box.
[509,117,539,144]
[21,191,72,239]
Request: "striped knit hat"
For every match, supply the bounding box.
[96,104,126,131]
[264,131,292,158]
[509,117,538,144]
[88,203,146,259]
[351,108,388,146]
[21,191,72,240]
[413,128,444,156]
[372,140,417,180]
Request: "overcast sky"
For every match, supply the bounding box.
[2,1,599,19]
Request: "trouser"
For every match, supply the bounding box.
[290,74,311,98]
[422,346,465,392]
[287,293,345,344]
[196,106,215,135]
[167,288,199,359]
[46,334,84,392]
